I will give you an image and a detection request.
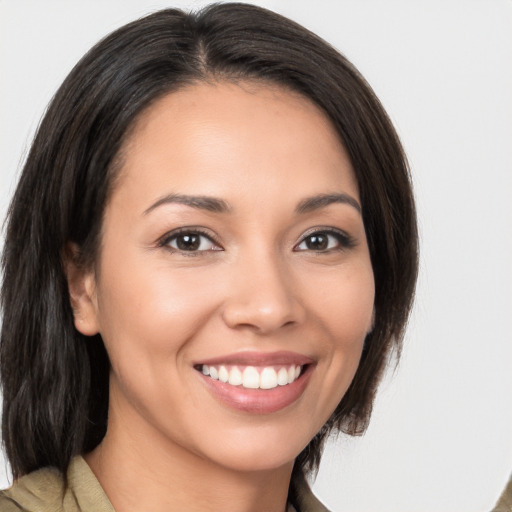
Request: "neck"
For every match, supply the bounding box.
[85,408,294,512]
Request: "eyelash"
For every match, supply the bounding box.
[294,228,356,253]
[157,227,356,255]
[157,228,222,256]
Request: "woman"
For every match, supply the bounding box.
[0,4,418,511]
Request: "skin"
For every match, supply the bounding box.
[67,81,375,512]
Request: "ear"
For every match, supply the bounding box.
[63,243,100,336]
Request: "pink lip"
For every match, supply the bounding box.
[196,350,314,367]
[196,354,315,414]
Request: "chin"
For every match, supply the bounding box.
[191,423,315,474]
[214,448,299,474]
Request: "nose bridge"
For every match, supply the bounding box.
[221,246,303,333]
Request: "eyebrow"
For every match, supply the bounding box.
[295,193,361,214]
[143,194,232,215]
[143,192,361,216]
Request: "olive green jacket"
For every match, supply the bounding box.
[0,456,330,512]
[493,474,512,512]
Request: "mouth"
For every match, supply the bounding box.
[194,351,314,414]
[195,363,305,390]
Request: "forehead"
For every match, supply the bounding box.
[113,80,358,211]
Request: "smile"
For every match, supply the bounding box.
[195,352,314,414]
[200,364,303,389]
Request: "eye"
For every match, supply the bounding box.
[295,229,354,252]
[162,230,221,252]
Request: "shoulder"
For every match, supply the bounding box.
[0,456,114,512]
[291,470,331,512]
[491,473,512,512]
[0,466,65,512]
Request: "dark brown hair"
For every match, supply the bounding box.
[1,3,418,480]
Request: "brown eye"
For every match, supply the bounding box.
[295,229,355,252]
[165,231,220,252]
[304,234,329,251]
[175,234,200,251]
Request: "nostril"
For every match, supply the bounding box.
[221,301,304,335]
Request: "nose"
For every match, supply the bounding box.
[221,251,305,335]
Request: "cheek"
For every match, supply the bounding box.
[93,259,225,426]
[310,260,375,341]
[94,253,223,372]
[304,261,374,412]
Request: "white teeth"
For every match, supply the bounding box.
[201,364,304,389]
[228,366,243,386]
[260,367,278,389]
[287,366,295,384]
[277,367,289,386]
[242,366,260,389]
[219,365,229,383]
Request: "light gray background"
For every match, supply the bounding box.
[1,1,511,511]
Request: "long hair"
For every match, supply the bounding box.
[1,3,418,479]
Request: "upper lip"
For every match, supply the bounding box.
[195,350,315,367]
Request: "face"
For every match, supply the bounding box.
[72,81,375,473]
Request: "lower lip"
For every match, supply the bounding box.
[199,365,313,414]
